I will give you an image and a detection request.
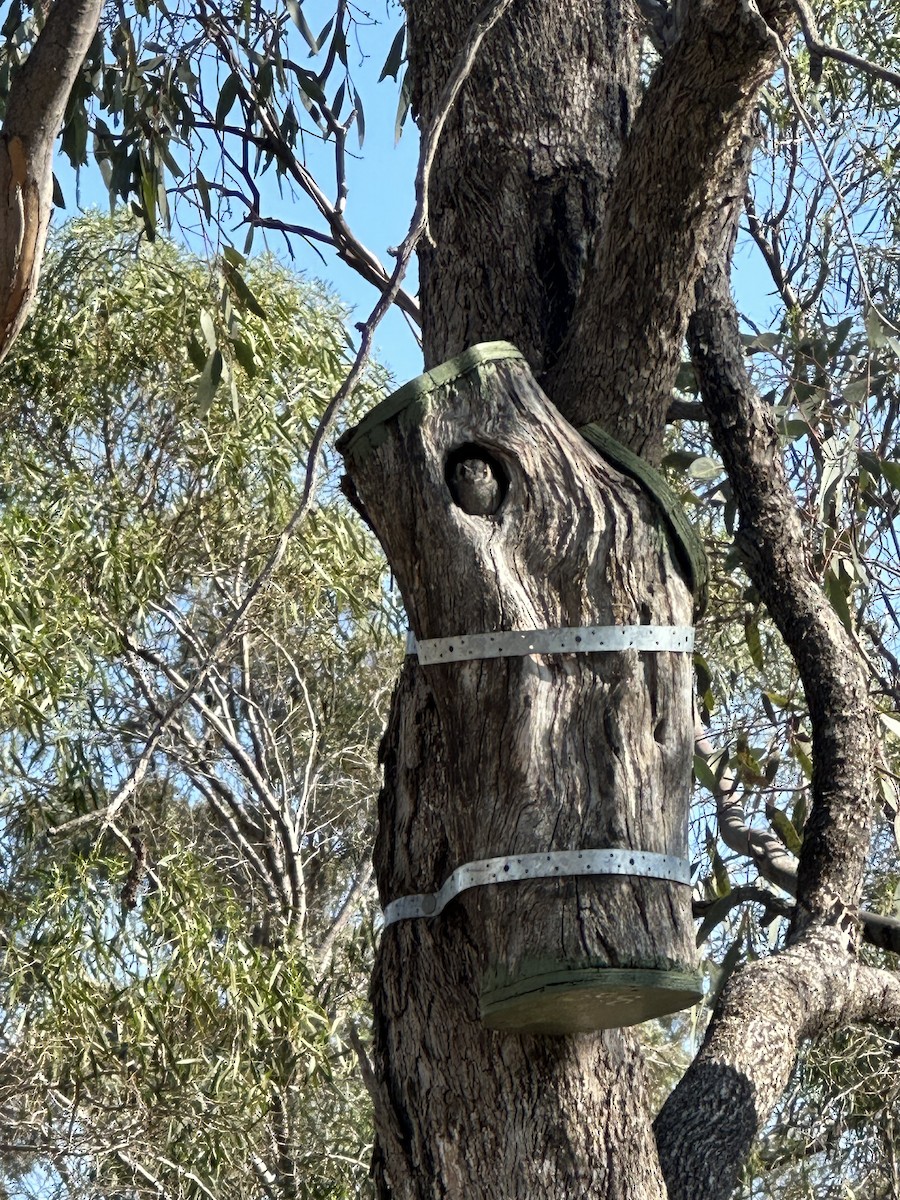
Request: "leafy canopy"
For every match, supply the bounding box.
[0,211,398,1199]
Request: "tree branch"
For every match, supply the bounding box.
[4,0,100,141]
[655,927,900,1200]
[315,861,374,973]
[696,724,900,952]
[772,20,899,334]
[793,0,900,89]
[548,0,794,458]
[654,123,889,1197]
[744,191,800,313]
[199,5,421,326]
[330,0,516,440]
[125,634,305,923]
[695,723,801,894]
[0,0,102,358]
[693,886,794,935]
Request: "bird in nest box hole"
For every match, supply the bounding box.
[446,450,505,517]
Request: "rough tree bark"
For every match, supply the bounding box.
[407,0,639,375]
[339,1,900,1198]
[343,345,701,1029]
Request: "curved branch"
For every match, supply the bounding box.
[654,127,886,1198]
[793,0,900,89]
[655,927,900,1200]
[690,234,878,935]
[695,724,800,894]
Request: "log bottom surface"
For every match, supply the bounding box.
[481,966,704,1033]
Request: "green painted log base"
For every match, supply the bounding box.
[480,967,704,1034]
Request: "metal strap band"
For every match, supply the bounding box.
[405,625,694,664]
[382,849,691,926]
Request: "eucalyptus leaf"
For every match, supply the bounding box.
[379,24,406,82]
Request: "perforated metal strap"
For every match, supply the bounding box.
[405,625,694,664]
[382,849,692,926]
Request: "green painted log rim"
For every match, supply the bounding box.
[580,423,708,616]
[337,342,707,615]
[336,342,525,457]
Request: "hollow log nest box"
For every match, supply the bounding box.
[338,343,707,1034]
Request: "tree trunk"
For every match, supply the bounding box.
[345,0,771,1193]
[407,0,639,375]
[0,0,102,360]
[342,0,886,1194]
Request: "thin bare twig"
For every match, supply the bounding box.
[324,0,517,435]
[744,191,799,312]
[127,635,304,914]
[46,737,159,838]
[199,2,422,324]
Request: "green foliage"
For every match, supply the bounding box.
[0,213,368,713]
[738,1019,900,1200]
[0,213,397,1198]
[0,0,407,253]
[0,844,373,1199]
[0,0,897,1190]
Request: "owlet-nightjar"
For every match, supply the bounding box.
[448,456,503,516]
